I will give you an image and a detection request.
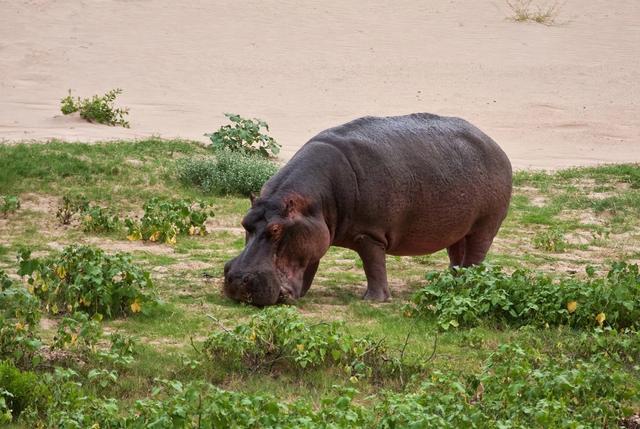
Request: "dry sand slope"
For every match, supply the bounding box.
[0,0,638,169]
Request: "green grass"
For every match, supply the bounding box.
[0,140,639,426]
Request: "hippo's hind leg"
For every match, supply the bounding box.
[354,234,391,301]
[461,215,504,266]
[447,237,466,267]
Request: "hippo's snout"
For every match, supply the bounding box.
[223,260,281,306]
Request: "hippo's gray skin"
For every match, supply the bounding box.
[224,113,512,306]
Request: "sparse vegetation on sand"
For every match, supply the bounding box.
[0,139,638,427]
[60,88,130,127]
[206,113,281,158]
[506,0,562,25]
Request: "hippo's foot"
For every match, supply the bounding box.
[362,287,391,302]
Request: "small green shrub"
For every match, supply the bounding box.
[125,197,213,244]
[0,195,20,217]
[17,245,155,318]
[53,312,103,352]
[56,195,89,225]
[60,89,130,127]
[408,262,640,330]
[81,205,121,233]
[0,361,50,419]
[56,195,120,233]
[0,271,42,367]
[177,151,278,196]
[206,113,281,157]
[203,306,405,380]
[532,227,567,252]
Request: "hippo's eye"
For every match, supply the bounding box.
[266,223,283,240]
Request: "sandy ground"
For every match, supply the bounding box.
[0,0,638,169]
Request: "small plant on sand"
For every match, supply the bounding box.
[60,89,130,127]
[206,113,281,157]
[0,195,20,217]
[532,226,568,252]
[17,245,155,318]
[125,198,213,244]
[506,0,561,25]
[177,151,278,196]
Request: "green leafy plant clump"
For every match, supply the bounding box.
[204,306,406,380]
[56,194,120,233]
[13,342,640,428]
[125,197,214,244]
[0,195,20,217]
[408,261,640,330]
[17,245,155,318]
[206,113,281,158]
[0,271,42,367]
[532,226,568,252]
[177,151,278,196]
[61,88,130,127]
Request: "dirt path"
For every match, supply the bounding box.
[1,0,638,169]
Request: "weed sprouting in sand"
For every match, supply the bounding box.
[61,89,130,127]
[506,0,562,25]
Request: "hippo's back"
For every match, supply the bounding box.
[309,113,512,254]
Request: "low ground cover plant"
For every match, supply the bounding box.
[56,195,120,232]
[177,150,278,196]
[408,261,640,330]
[206,113,281,157]
[56,195,89,225]
[17,245,155,318]
[0,195,20,217]
[125,197,214,244]
[0,361,50,422]
[61,88,130,127]
[8,341,638,428]
[0,271,42,367]
[204,306,407,380]
[532,226,567,252]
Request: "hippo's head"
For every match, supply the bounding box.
[223,193,330,306]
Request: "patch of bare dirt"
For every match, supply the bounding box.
[516,186,547,207]
[19,193,59,213]
[86,237,175,255]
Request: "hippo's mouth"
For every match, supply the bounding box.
[277,285,296,304]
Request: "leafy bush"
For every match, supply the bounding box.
[60,88,130,127]
[15,343,638,428]
[18,245,155,318]
[53,312,103,352]
[125,198,213,244]
[204,306,406,380]
[177,151,278,196]
[0,195,20,217]
[0,361,50,420]
[206,113,281,157]
[56,195,120,233]
[378,343,637,428]
[532,227,567,252]
[0,271,42,367]
[81,205,121,233]
[56,195,89,225]
[408,262,640,330]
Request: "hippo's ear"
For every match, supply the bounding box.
[249,192,258,207]
[284,193,310,218]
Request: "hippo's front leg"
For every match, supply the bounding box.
[354,235,391,301]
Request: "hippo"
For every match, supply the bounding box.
[223,113,512,306]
